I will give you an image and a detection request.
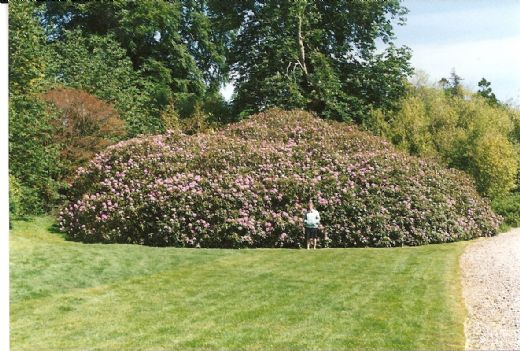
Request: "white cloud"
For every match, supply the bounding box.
[409,36,520,102]
[396,0,520,103]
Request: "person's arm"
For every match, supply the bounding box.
[316,211,320,224]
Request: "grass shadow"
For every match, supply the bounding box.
[9,214,38,230]
[47,221,67,240]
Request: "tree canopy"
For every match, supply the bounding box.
[365,78,519,198]
[216,0,413,121]
[477,78,499,106]
[9,1,63,215]
[43,0,227,114]
[43,0,413,122]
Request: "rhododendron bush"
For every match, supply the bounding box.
[59,109,500,247]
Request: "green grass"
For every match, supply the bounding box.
[10,217,468,350]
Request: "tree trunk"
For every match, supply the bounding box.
[297,9,308,76]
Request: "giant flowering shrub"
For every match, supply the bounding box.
[59,109,500,247]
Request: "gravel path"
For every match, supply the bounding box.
[461,228,520,350]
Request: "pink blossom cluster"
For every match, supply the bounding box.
[59,109,501,247]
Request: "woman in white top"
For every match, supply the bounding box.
[303,199,320,250]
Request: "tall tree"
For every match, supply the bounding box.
[48,29,166,136]
[477,78,499,106]
[9,1,49,97]
[43,0,228,118]
[9,1,63,214]
[365,82,518,198]
[213,0,413,121]
[43,88,126,180]
[439,70,464,97]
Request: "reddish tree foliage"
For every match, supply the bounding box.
[43,87,125,180]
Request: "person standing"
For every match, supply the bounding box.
[304,199,320,250]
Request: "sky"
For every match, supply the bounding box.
[222,1,520,104]
[395,0,520,104]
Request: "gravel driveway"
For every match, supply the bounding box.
[461,228,520,350]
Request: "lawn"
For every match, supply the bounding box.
[10,217,468,350]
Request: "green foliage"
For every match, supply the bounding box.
[365,82,519,198]
[502,106,520,145]
[160,101,182,131]
[201,90,232,124]
[9,97,64,214]
[161,100,222,135]
[178,104,219,135]
[470,134,517,198]
[60,109,499,248]
[9,1,64,214]
[477,78,499,106]
[492,193,520,227]
[220,0,413,121]
[439,70,464,98]
[306,51,351,121]
[9,175,23,219]
[48,30,164,136]
[44,0,227,111]
[8,1,49,97]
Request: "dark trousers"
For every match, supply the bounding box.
[305,227,318,240]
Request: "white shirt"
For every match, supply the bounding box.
[304,209,320,228]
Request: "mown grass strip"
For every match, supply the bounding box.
[10,217,467,350]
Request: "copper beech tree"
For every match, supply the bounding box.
[43,88,125,180]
